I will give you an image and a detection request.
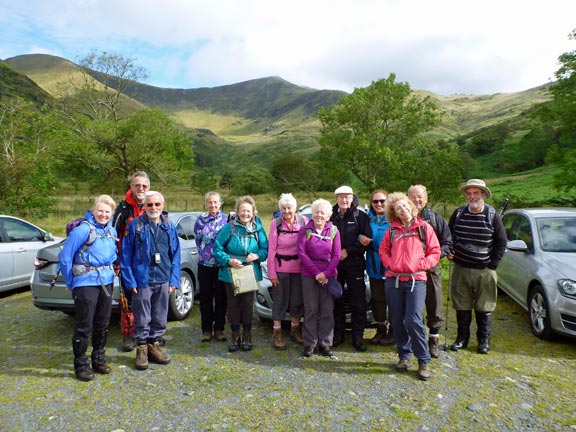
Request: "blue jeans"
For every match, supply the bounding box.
[386,278,430,363]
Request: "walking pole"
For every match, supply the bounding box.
[443,259,453,351]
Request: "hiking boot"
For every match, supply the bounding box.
[332,332,345,347]
[214,331,227,342]
[319,345,335,358]
[417,362,432,381]
[122,336,136,352]
[135,344,149,370]
[201,331,212,343]
[228,331,241,352]
[241,331,253,351]
[290,325,303,344]
[451,310,472,351]
[91,349,111,374]
[272,328,286,350]
[370,324,386,345]
[352,336,367,352]
[73,337,94,381]
[303,346,314,357]
[379,325,395,346]
[428,335,440,358]
[147,341,171,365]
[75,366,94,382]
[395,359,412,372]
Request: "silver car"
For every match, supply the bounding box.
[0,215,63,293]
[31,211,200,321]
[497,208,576,339]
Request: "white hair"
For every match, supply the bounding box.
[278,193,297,210]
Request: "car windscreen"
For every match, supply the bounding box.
[538,217,576,252]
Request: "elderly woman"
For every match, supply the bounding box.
[213,196,268,352]
[194,191,229,343]
[379,192,440,381]
[267,193,307,350]
[298,198,341,358]
[59,195,117,381]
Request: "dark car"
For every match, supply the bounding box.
[497,208,576,339]
[0,215,63,293]
[31,211,200,320]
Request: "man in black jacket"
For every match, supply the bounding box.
[330,186,372,351]
[408,184,452,358]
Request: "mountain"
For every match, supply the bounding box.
[0,59,51,104]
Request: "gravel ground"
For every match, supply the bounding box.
[1,289,575,432]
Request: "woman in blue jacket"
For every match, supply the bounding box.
[213,196,268,352]
[60,195,117,382]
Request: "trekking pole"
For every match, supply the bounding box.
[443,259,453,352]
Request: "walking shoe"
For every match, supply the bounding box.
[241,331,252,351]
[332,332,345,347]
[370,324,387,345]
[450,338,469,352]
[147,341,171,365]
[477,341,490,354]
[214,331,227,342]
[272,328,286,350]
[303,346,314,357]
[395,359,412,372]
[318,345,336,358]
[290,325,303,344]
[228,331,241,352]
[92,362,111,374]
[135,344,149,370]
[75,366,94,382]
[428,335,440,358]
[379,325,395,346]
[352,337,367,352]
[122,336,136,352]
[417,362,432,381]
[201,331,212,342]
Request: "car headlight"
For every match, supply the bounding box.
[558,279,576,297]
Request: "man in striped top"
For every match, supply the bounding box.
[447,179,507,355]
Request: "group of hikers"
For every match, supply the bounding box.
[61,171,507,382]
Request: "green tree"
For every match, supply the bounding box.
[270,154,320,193]
[317,74,459,194]
[538,29,576,189]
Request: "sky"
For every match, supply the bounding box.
[1,0,575,96]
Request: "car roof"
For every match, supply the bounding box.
[505,208,576,218]
[168,211,202,220]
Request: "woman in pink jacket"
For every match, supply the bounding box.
[379,192,440,381]
[267,193,308,350]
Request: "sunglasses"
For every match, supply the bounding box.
[146,202,162,207]
[372,199,386,204]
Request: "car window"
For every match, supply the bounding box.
[176,215,196,241]
[1,218,44,242]
[538,217,576,252]
[502,213,518,241]
[517,216,533,251]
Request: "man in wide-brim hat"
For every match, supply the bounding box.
[446,178,507,355]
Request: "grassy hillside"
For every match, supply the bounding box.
[0,59,51,104]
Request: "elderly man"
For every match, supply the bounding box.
[330,185,372,351]
[112,171,151,351]
[121,191,181,370]
[408,185,452,358]
[447,179,507,355]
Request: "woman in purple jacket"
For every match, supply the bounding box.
[298,199,341,358]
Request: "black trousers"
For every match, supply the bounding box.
[198,264,227,332]
[334,266,367,338]
[72,285,113,340]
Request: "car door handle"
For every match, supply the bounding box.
[15,247,27,253]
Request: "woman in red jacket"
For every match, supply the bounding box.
[379,192,440,381]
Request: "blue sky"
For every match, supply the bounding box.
[1,0,575,95]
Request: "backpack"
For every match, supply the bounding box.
[222,218,260,251]
[275,214,306,236]
[389,224,427,253]
[453,205,496,227]
[66,218,98,257]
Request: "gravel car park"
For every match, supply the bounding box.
[0,215,63,293]
[498,208,576,339]
[31,211,201,320]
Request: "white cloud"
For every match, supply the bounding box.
[0,0,574,94]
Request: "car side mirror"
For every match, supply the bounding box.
[507,239,528,252]
[43,232,55,242]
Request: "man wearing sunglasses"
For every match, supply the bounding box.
[120,191,181,370]
[408,184,452,358]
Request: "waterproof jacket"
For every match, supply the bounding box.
[298,220,341,279]
[120,212,181,289]
[194,210,229,267]
[267,215,308,279]
[60,210,117,290]
[365,207,390,280]
[379,217,441,282]
[329,195,371,270]
[112,189,145,255]
[212,216,268,283]
[418,205,453,259]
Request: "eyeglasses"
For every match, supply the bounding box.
[372,199,386,204]
[146,202,162,207]
[133,184,149,189]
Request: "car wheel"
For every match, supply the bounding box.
[168,271,194,321]
[528,285,555,340]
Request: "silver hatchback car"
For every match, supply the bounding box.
[497,208,576,339]
[31,211,200,321]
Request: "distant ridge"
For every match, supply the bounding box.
[0,58,51,104]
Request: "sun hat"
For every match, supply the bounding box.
[459,179,491,198]
[334,185,353,195]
